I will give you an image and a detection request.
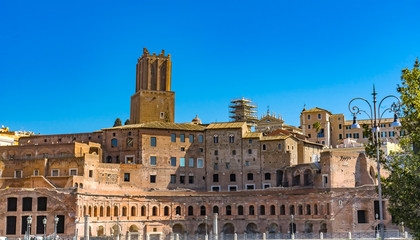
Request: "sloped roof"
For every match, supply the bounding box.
[302,107,332,114]
[243,132,262,139]
[103,121,206,131]
[206,122,246,129]
[260,135,290,141]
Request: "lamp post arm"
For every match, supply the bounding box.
[349,97,374,126]
[377,95,402,125]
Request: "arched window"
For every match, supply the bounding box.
[247,173,254,181]
[94,206,98,217]
[122,207,127,216]
[238,205,244,215]
[229,135,235,143]
[106,156,112,163]
[280,205,286,215]
[213,206,219,214]
[226,205,232,216]
[88,206,92,216]
[262,144,266,150]
[152,206,158,216]
[298,204,303,215]
[80,183,83,188]
[314,204,318,215]
[249,205,255,215]
[106,206,111,217]
[114,206,119,216]
[83,206,87,216]
[131,206,136,216]
[200,206,206,216]
[289,205,295,215]
[100,206,104,217]
[306,204,311,215]
[259,205,265,215]
[270,205,276,215]
[188,206,194,216]
[175,206,181,215]
[164,206,170,216]
[74,183,78,188]
[141,206,146,216]
[213,135,219,143]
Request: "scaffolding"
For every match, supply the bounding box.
[229,98,258,125]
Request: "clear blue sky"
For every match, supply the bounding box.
[1,0,419,134]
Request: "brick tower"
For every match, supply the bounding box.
[130,48,175,124]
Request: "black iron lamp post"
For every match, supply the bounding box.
[349,86,401,240]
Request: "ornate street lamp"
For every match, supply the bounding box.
[205,215,208,240]
[27,216,32,240]
[43,217,47,240]
[54,215,59,240]
[349,85,401,240]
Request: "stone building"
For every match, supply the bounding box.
[0,48,398,239]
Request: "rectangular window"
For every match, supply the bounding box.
[180,157,185,167]
[263,183,271,189]
[7,197,17,211]
[213,174,219,182]
[180,175,185,184]
[37,197,47,211]
[170,175,176,184]
[249,139,252,143]
[308,125,311,129]
[150,175,156,183]
[57,215,65,233]
[151,137,157,147]
[34,169,39,176]
[225,162,230,169]
[22,197,32,211]
[14,170,22,178]
[89,170,93,178]
[381,132,387,138]
[171,157,177,167]
[353,133,359,139]
[339,124,342,129]
[22,216,30,234]
[189,134,194,143]
[228,185,237,191]
[36,216,47,234]
[246,184,255,190]
[214,163,218,170]
[214,150,218,155]
[6,216,17,235]
[211,186,220,192]
[346,126,351,129]
[389,131,395,137]
[357,210,368,223]
[199,135,203,143]
[171,133,176,142]
[197,158,204,168]
[248,149,252,154]
[69,168,78,176]
[111,138,118,147]
[278,144,282,150]
[180,134,185,142]
[339,134,342,139]
[150,156,157,166]
[245,161,250,166]
[189,175,194,184]
[51,169,60,177]
[125,155,134,164]
[307,115,311,120]
[189,158,194,167]
[318,113,321,119]
[124,173,130,182]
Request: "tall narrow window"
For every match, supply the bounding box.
[171,157,177,167]
[37,197,47,211]
[189,158,194,167]
[229,135,234,143]
[111,138,118,147]
[151,137,157,147]
[189,134,194,143]
[7,197,17,211]
[180,158,185,167]
[150,156,157,166]
[213,135,219,143]
[180,134,185,142]
[171,134,176,142]
[22,197,32,211]
[199,135,203,143]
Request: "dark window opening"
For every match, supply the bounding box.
[37,197,47,211]
[23,197,32,211]
[357,210,368,223]
[6,216,16,235]
[57,215,65,233]
[7,197,17,211]
[36,216,47,234]
[238,205,244,215]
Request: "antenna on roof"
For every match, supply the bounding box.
[302,104,306,111]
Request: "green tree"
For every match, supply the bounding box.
[124,119,130,125]
[113,118,122,127]
[313,121,321,142]
[381,58,420,239]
